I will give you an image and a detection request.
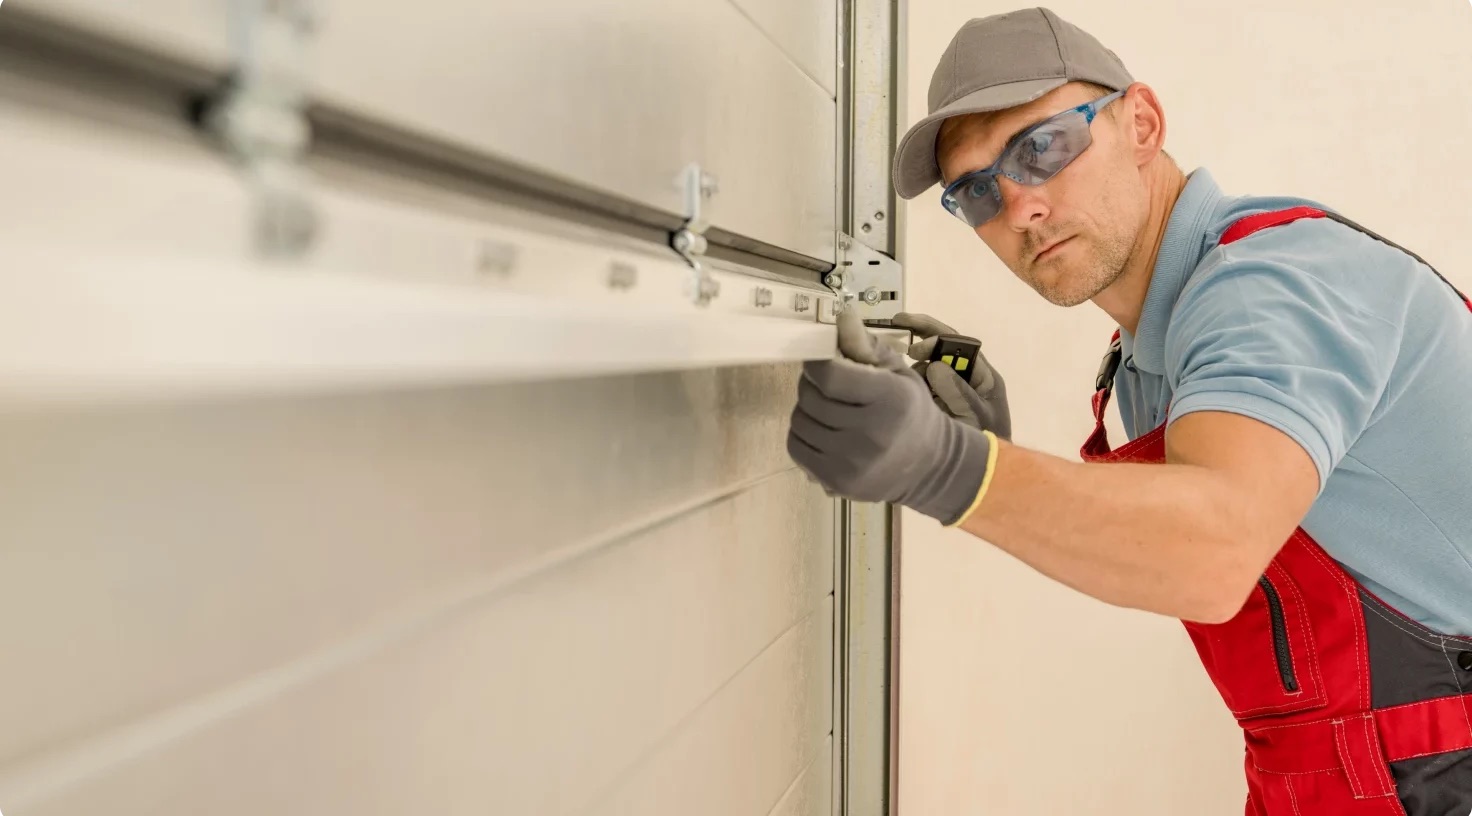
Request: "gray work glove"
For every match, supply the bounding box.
[786,309,994,525]
[889,313,1011,441]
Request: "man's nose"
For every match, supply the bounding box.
[996,176,1049,229]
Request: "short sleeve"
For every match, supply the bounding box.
[1164,252,1404,492]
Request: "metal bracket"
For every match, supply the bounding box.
[670,162,721,306]
[205,0,321,259]
[828,232,903,321]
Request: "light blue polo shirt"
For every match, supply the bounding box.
[1114,168,1472,636]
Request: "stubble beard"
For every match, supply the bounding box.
[1023,229,1132,308]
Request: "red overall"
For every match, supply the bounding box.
[1080,207,1472,815]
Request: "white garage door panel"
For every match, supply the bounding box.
[602,601,834,816]
[0,468,833,814]
[0,363,813,772]
[13,0,839,262]
[769,737,835,816]
[729,0,839,96]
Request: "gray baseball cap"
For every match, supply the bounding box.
[892,7,1135,200]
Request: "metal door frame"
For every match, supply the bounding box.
[833,2,905,814]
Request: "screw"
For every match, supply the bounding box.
[874,211,886,221]
[860,223,873,233]
[824,272,844,289]
[861,287,881,305]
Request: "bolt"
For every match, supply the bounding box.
[861,287,881,305]
[824,271,844,289]
[256,193,318,259]
[689,269,721,305]
[608,261,637,290]
[874,211,886,221]
[476,240,519,277]
[861,223,873,233]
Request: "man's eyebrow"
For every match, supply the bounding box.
[942,104,1071,185]
[945,114,1047,185]
[998,113,1050,154]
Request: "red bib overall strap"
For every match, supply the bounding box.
[1081,206,1472,462]
[1079,207,1472,816]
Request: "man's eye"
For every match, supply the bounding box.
[964,178,992,199]
[1025,132,1055,155]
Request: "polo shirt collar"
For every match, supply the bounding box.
[1125,168,1226,375]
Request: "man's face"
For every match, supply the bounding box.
[936,82,1147,307]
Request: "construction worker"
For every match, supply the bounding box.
[788,7,1472,814]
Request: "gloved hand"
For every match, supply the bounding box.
[889,313,1011,441]
[786,309,996,526]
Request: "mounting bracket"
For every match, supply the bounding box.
[826,232,903,321]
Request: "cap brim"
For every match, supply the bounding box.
[892,77,1067,200]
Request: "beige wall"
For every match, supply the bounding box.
[897,1,1472,813]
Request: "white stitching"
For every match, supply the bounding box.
[1389,743,1472,763]
[1380,791,1408,816]
[1272,561,1327,703]
[1438,644,1472,742]
[1298,534,1369,709]
[1254,764,1341,775]
[1217,566,1330,719]
[1334,718,1366,797]
[1376,692,1472,717]
[1284,774,1304,816]
[1091,424,1165,462]
[1359,589,1468,642]
[1363,713,1396,795]
[1235,700,1325,717]
[1362,599,1452,650]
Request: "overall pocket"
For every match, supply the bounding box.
[1184,563,1328,720]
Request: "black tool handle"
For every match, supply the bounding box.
[929,334,982,377]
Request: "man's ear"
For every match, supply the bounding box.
[1122,83,1168,167]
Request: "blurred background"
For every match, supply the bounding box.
[0,1,1467,815]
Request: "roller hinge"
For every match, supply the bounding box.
[199,0,321,259]
[670,162,721,306]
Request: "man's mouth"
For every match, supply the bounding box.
[1034,236,1072,263]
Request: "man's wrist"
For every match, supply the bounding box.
[901,419,995,525]
[946,428,999,527]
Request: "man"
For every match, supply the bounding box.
[788,7,1472,814]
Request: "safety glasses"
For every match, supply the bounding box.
[940,90,1124,228]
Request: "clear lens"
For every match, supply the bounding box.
[1003,111,1092,184]
[940,107,1096,227]
[943,174,1001,227]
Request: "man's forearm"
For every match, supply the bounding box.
[955,437,1272,623]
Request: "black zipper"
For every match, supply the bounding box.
[1258,576,1299,693]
